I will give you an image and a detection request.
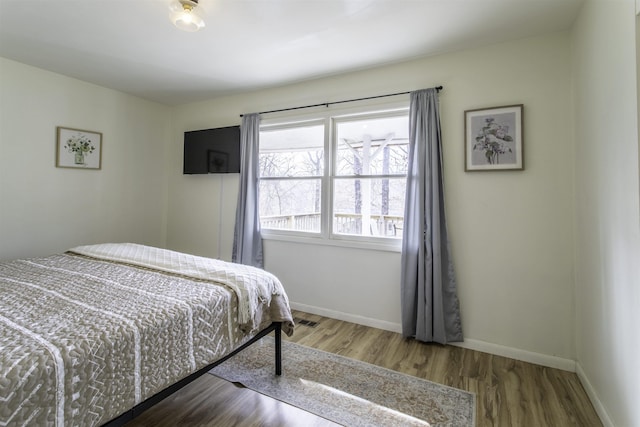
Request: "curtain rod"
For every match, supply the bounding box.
[240,85,443,117]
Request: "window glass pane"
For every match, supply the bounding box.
[259,179,321,232]
[260,124,324,177]
[333,177,406,238]
[335,115,409,176]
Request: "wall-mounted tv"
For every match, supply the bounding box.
[183,125,241,174]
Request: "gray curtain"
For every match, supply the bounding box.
[232,113,264,268]
[400,88,463,344]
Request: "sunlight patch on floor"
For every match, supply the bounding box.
[299,378,431,426]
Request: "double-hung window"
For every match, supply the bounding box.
[259,105,409,248]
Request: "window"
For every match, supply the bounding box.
[259,107,409,246]
[259,121,324,233]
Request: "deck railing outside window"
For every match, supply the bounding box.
[261,213,403,238]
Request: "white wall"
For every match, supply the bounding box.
[571,1,640,426]
[0,58,171,260]
[169,32,576,365]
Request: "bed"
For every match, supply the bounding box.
[0,243,294,426]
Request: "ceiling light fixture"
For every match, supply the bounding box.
[171,0,205,32]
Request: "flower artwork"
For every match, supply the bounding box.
[473,117,514,165]
[56,127,102,169]
[465,105,523,171]
[64,133,96,165]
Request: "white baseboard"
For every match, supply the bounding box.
[290,302,403,334]
[290,302,576,372]
[450,339,576,372]
[575,363,614,427]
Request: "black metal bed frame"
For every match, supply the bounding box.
[103,322,282,426]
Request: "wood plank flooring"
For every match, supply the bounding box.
[126,310,602,426]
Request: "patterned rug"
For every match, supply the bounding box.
[210,337,475,427]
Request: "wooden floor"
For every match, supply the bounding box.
[127,310,602,426]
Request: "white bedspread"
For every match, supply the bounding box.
[69,243,291,334]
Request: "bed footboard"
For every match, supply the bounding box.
[103,322,283,427]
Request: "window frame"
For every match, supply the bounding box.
[258,100,409,252]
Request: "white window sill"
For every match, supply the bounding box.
[261,230,402,253]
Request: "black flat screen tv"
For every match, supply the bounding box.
[183,125,241,174]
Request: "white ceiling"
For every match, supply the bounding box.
[0,0,583,106]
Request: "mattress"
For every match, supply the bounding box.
[0,243,294,426]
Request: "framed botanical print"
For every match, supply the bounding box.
[56,127,102,169]
[465,105,523,171]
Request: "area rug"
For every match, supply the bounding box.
[210,337,475,427]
